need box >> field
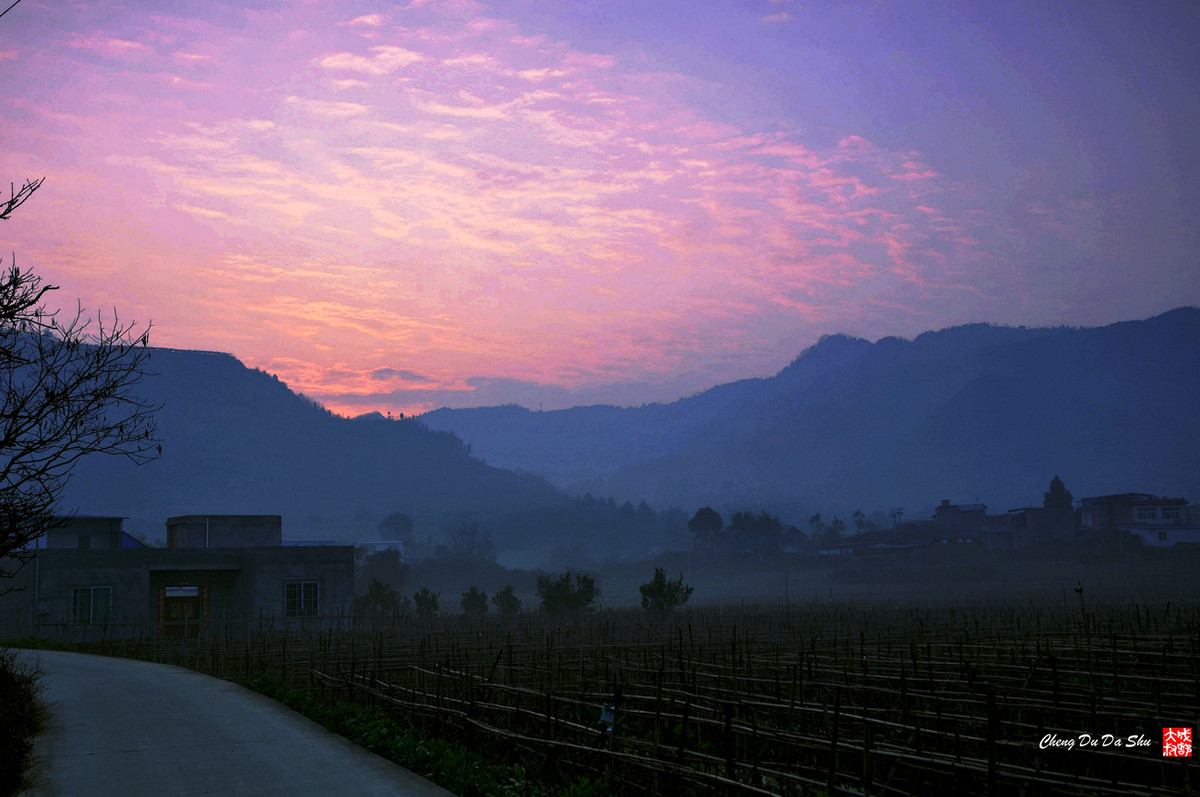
[98,593,1199,796]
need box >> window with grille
[72,586,112,624]
[285,581,319,617]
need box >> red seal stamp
[1163,728,1192,757]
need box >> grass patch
[0,636,84,652]
[0,648,47,797]
[244,673,605,797]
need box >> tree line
[355,565,693,619]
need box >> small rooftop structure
[40,516,144,550]
[355,540,406,564]
[166,515,282,548]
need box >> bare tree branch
[0,178,161,581]
[1,178,44,221]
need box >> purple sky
[2,0,1197,415]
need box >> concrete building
[932,500,1014,549]
[0,515,353,640]
[1075,493,1200,549]
[1003,506,1077,548]
[1079,493,1190,543]
[933,500,989,534]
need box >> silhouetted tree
[491,585,522,618]
[1044,475,1073,512]
[829,516,846,538]
[1,177,160,584]
[639,568,693,613]
[378,511,413,542]
[449,522,494,562]
[354,578,402,616]
[729,510,785,554]
[413,587,440,621]
[356,549,408,594]
[537,570,598,616]
[687,506,723,544]
[460,585,488,620]
[1043,475,1075,533]
[852,509,870,535]
[808,513,825,537]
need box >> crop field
[104,599,1199,796]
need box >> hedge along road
[18,649,457,796]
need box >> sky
[2,0,1198,416]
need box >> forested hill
[422,308,1200,514]
[63,348,568,543]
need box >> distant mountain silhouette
[422,308,1200,516]
[63,349,567,543]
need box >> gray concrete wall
[243,547,355,621]
[34,550,147,624]
[16,545,354,640]
[44,517,125,550]
[32,549,151,640]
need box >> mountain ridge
[61,308,1200,546]
[62,347,570,544]
[422,308,1200,515]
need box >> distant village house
[1079,493,1200,548]
[814,488,1198,556]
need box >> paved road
[17,649,457,796]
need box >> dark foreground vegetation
[16,598,1199,796]
[245,673,604,796]
[0,648,45,797]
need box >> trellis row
[68,602,1199,796]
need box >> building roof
[1080,493,1187,506]
[166,514,283,523]
[939,503,987,512]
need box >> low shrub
[0,648,47,797]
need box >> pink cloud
[516,67,568,81]
[69,34,151,59]
[3,0,1028,417]
[407,90,511,119]
[564,51,615,69]
[171,51,213,64]
[836,135,876,153]
[284,95,373,118]
[315,45,425,75]
[160,73,211,91]
[344,14,387,27]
